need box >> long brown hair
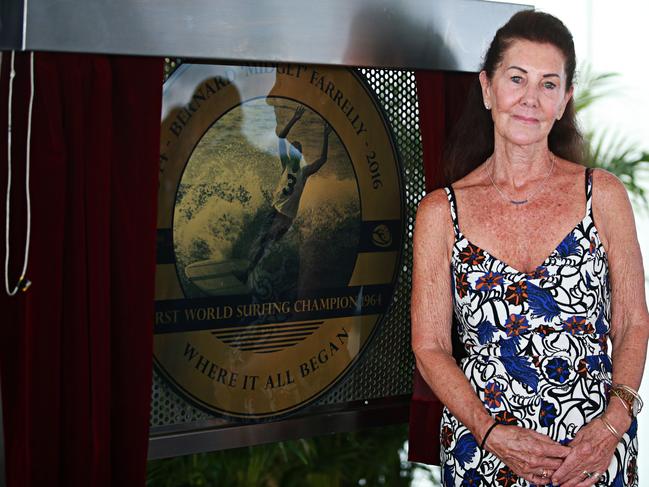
[443,10,585,184]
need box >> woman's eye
[510,76,523,84]
[544,81,557,90]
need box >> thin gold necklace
[487,152,556,205]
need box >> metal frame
[148,395,410,459]
[1,0,529,71]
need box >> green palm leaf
[574,64,620,112]
[576,63,649,214]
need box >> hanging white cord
[4,51,34,296]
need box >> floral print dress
[440,168,638,486]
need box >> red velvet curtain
[408,70,474,465]
[0,52,162,487]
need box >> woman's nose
[521,84,539,107]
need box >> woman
[411,10,649,486]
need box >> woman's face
[479,39,573,148]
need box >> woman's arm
[603,168,649,425]
[411,189,494,442]
[411,189,570,485]
[552,169,649,487]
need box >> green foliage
[583,128,649,208]
[146,425,425,487]
[575,63,649,211]
[573,64,620,113]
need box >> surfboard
[184,259,250,296]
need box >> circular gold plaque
[155,63,403,418]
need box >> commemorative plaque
[155,63,403,418]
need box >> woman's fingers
[535,441,572,459]
[560,469,605,487]
[520,459,562,480]
[527,465,560,484]
[552,453,608,486]
[552,455,584,485]
[487,425,585,485]
[538,458,563,471]
[515,455,563,472]
[490,426,572,472]
[551,424,617,485]
[517,435,571,460]
[487,421,614,486]
[523,431,572,458]
[525,473,553,485]
[573,471,605,487]
[503,453,568,484]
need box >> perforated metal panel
[151,63,426,427]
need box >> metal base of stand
[148,395,410,460]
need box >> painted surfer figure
[237,105,332,284]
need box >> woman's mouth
[513,115,539,124]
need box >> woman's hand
[550,414,628,486]
[484,424,572,485]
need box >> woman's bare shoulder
[591,166,629,200]
[590,167,635,251]
[549,161,630,245]
[415,188,455,253]
[417,188,451,228]
[413,189,454,265]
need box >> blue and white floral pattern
[440,168,638,486]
